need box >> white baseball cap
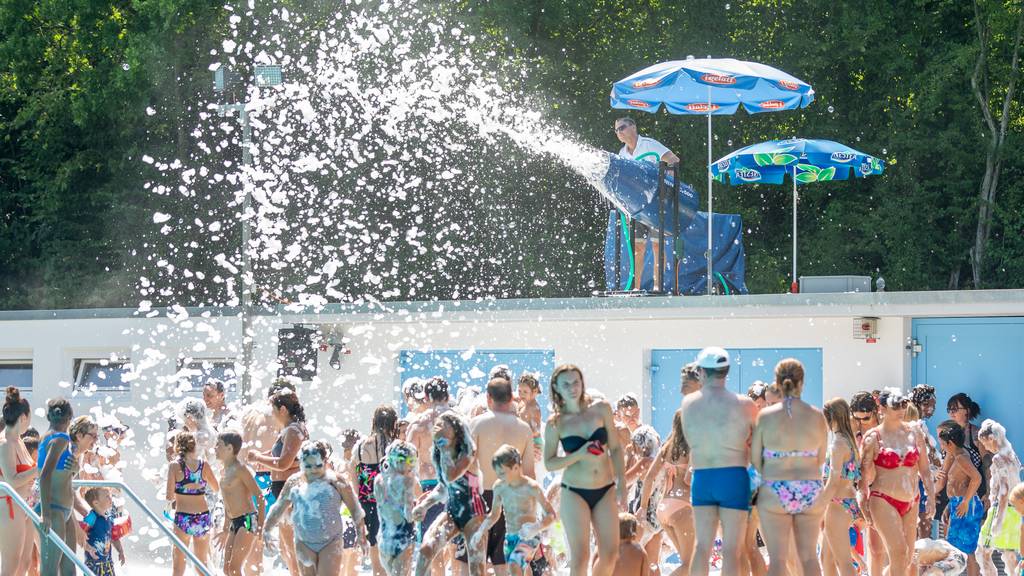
[695,347,730,369]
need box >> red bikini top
[870,432,919,469]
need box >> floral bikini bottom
[763,480,824,515]
[832,496,863,520]
[174,510,212,537]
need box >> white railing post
[0,481,98,576]
[73,479,215,576]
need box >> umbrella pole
[792,166,798,293]
[706,87,713,295]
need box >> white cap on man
[695,347,730,369]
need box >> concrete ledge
[2,289,1024,323]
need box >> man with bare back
[680,347,758,576]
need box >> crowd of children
[2,349,1024,576]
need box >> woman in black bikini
[248,389,308,576]
[543,364,627,576]
[351,404,398,576]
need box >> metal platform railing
[0,480,97,576]
[73,479,214,576]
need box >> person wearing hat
[679,347,758,576]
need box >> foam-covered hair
[631,425,661,458]
[878,387,910,409]
[299,439,328,461]
[432,411,474,485]
[385,439,418,464]
[979,419,1019,464]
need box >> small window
[0,361,32,390]
[179,359,239,394]
[74,359,132,393]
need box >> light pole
[213,63,283,404]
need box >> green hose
[715,272,730,295]
[619,212,634,290]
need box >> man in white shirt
[615,117,680,166]
[614,117,680,289]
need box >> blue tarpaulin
[600,154,699,231]
[604,211,748,295]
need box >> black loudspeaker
[277,326,317,381]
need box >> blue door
[650,348,823,439]
[912,317,1024,455]
[398,349,555,418]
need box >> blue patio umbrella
[611,57,814,294]
[710,138,884,291]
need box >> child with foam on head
[81,487,125,576]
[935,420,984,574]
[213,431,265,576]
[374,440,421,576]
[471,444,555,576]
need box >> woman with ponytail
[0,387,36,575]
[38,397,77,576]
[821,398,863,576]
[751,358,829,576]
[247,388,308,575]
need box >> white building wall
[2,289,1023,560]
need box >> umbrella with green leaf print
[710,138,884,292]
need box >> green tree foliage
[0,0,225,308]
[1,0,1022,310]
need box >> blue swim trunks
[947,495,984,555]
[691,466,751,511]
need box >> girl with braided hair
[412,411,487,576]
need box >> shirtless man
[468,378,536,575]
[214,431,266,576]
[406,377,451,576]
[238,380,291,574]
[679,347,757,576]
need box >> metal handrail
[0,481,97,576]
[73,479,214,576]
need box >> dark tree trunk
[970,0,1024,288]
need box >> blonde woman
[860,389,935,576]
[822,398,862,576]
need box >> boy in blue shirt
[82,487,125,575]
